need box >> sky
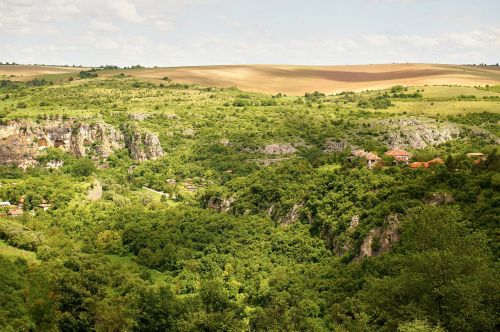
[0,0,499,67]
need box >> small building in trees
[384,148,412,163]
[365,152,381,168]
[466,152,486,164]
[38,203,52,211]
[466,152,485,158]
[7,206,24,217]
[351,149,381,168]
[410,158,445,169]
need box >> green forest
[0,76,499,331]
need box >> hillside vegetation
[0,75,498,331]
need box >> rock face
[383,118,461,149]
[357,214,400,260]
[70,122,124,158]
[0,120,163,167]
[124,126,164,162]
[207,197,234,213]
[0,123,39,169]
[281,203,304,225]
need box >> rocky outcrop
[281,203,304,225]
[331,215,361,256]
[129,113,150,121]
[423,192,454,205]
[182,128,195,138]
[70,122,124,158]
[323,139,349,153]
[0,120,163,168]
[261,143,297,155]
[123,125,164,162]
[0,122,38,169]
[87,180,102,201]
[207,197,234,213]
[357,214,400,260]
[382,118,461,149]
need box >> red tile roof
[385,148,411,157]
[410,158,445,169]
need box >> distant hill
[3,63,500,95]
[0,65,88,81]
[111,64,500,95]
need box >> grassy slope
[0,240,38,264]
[2,77,500,121]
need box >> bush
[0,219,42,251]
[26,79,49,87]
[304,91,325,102]
[78,70,98,79]
[390,85,404,93]
[233,99,251,107]
[260,99,277,106]
[70,158,95,177]
[371,95,392,109]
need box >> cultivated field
[113,63,500,95]
[3,64,500,95]
[0,65,88,81]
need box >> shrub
[70,158,95,177]
[390,85,404,93]
[233,99,251,107]
[78,70,98,79]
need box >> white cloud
[107,0,144,23]
[89,20,120,32]
[0,0,498,66]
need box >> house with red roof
[351,149,381,168]
[410,158,445,169]
[384,148,412,164]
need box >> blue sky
[0,0,499,66]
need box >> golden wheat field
[3,63,500,95]
[116,64,500,95]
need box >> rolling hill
[0,65,88,81]
[2,63,500,95]
[105,63,500,95]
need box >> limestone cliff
[122,124,164,162]
[382,118,461,149]
[357,214,400,260]
[70,122,124,158]
[0,120,163,168]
